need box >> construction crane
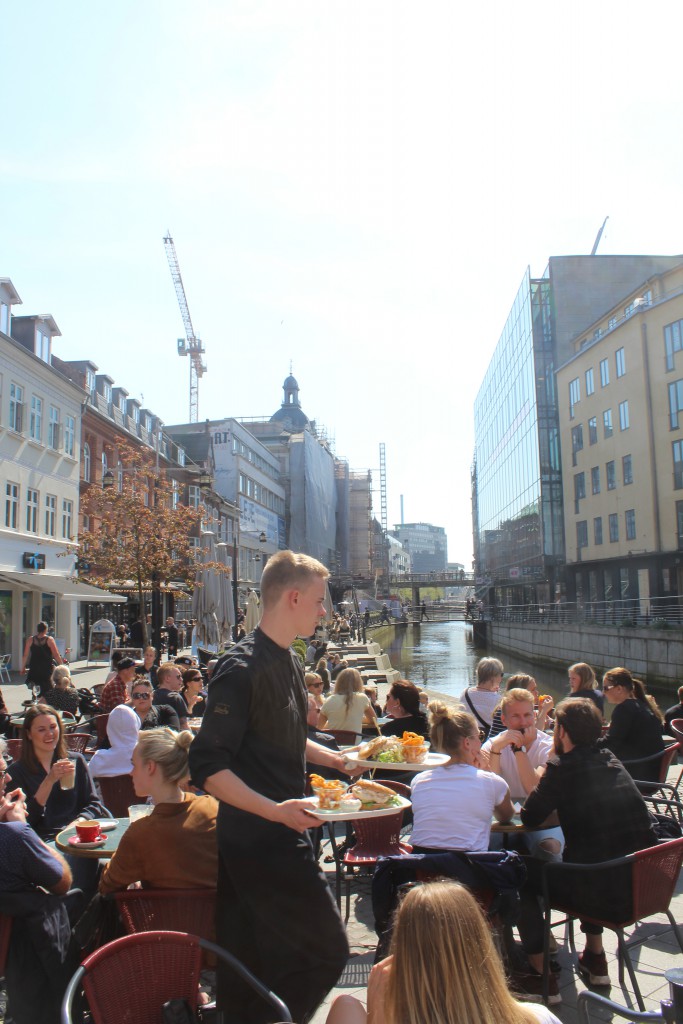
[379,442,390,593]
[163,233,206,423]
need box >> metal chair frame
[65,733,91,755]
[0,653,11,686]
[577,989,675,1023]
[341,809,411,921]
[110,888,217,942]
[60,930,292,1024]
[621,744,680,799]
[541,838,683,1009]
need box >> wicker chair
[61,930,292,1024]
[111,888,217,942]
[5,738,22,761]
[341,810,411,921]
[97,774,138,817]
[541,837,683,1008]
[621,743,680,799]
[65,734,91,755]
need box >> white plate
[344,751,449,772]
[306,794,411,822]
[91,819,118,831]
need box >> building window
[101,452,108,484]
[569,378,580,419]
[5,482,19,529]
[62,499,73,539]
[45,494,56,536]
[64,415,75,457]
[619,400,630,431]
[26,488,38,533]
[85,369,96,394]
[188,485,201,509]
[574,472,585,511]
[668,380,683,429]
[625,303,634,318]
[571,425,584,460]
[117,463,123,492]
[608,316,617,330]
[607,460,616,490]
[35,329,50,362]
[83,443,91,482]
[171,480,179,509]
[103,382,112,404]
[600,358,610,387]
[48,406,60,449]
[177,447,185,467]
[82,515,90,532]
[609,512,619,542]
[594,517,603,545]
[625,509,636,541]
[675,441,683,489]
[677,502,683,549]
[591,466,600,494]
[585,368,595,396]
[623,454,633,485]
[576,521,588,549]
[9,382,24,432]
[0,302,8,334]
[665,319,683,371]
[603,409,613,438]
[616,347,626,378]
[588,417,598,445]
[29,395,43,442]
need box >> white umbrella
[191,531,220,648]
[215,542,235,644]
[245,589,261,632]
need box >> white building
[0,278,122,668]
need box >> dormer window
[35,329,50,362]
[177,447,186,466]
[0,303,8,334]
[119,393,126,411]
[145,414,153,432]
[103,382,112,403]
[132,406,140,425]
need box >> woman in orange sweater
[99,727,218,893]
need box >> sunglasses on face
[131,692,151,700]
[603,684,619,691]
[309,683,323,689]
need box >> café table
[55,817,130,859]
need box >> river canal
[382,620,673,711]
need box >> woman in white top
[318,668,378,737]
[325,880,562,1024]
[89,704,140,778]
[410,702,514,853]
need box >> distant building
[472,254,683,610]
[556,259,683,616]
[391,523,447,574]
[0,279,123,666]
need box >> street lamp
[233,528,267,641]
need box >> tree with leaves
[78,442,214,648]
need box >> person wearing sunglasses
[306,672,325,709]
[181,669,207,718]
[602,667,664,782]
[128,684,180,732]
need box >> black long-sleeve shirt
[603,699,664,781]
[189,628,308,813]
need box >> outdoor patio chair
[341,810,411,921]
[667,719,683,793]
[0,653,11,686]
[91,683,106,699]
[65,734,91,755]
[110,888,217,943]
[5,738,22,761]
[540,837,683,1008]
[621,743,680,799]
[577,989,675,1023]
[94,714,110,747]
[60,930,292,1024]
[327,729,358,746]
[97,774,137,817]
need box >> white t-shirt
[526,1005,562,1024]
[410,763,509,852]
[482,730,554,801]
[459,687,501,727]
[320,692,371,735]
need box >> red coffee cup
[75,820,101,843]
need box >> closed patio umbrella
[215,542,235,645]
[191,531,220,649]
[245,589,261,632]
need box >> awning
[0,570,126,603]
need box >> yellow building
[557,260,683,618]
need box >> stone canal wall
[487,621,683,692]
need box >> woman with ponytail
[99,728,218,892]
[602,667,664,782]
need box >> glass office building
[473,268,564,607]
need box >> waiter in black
[189,550,352,1024]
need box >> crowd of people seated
[1,619,679,1023]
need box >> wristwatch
[511,745,527,754]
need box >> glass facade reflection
[473,269,564,605]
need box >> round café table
[55,818,130,859]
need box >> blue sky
[2,1,683,565]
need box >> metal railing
[485,596,683,628]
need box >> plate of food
[344,735,449,772]
[307,778,410,821]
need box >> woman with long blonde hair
[326,881,561,1024]
[318,667,377,737]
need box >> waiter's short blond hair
[260,550,329,609]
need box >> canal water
[383,621,673,711]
